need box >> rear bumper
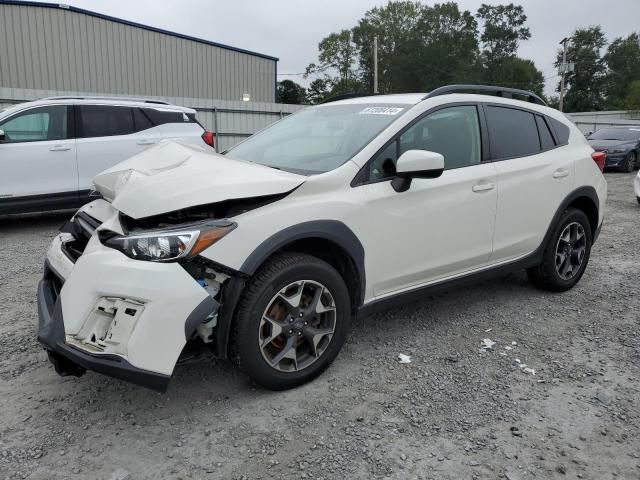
[37,262,172,392]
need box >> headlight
[101,221,236,262]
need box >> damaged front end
[37,141,308,390]
[37,189,281,391]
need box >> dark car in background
[587,126,640,173]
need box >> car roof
[322,92,562,119]
[320,93,426,106]
[1,97,196,115]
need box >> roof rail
[424,85,546,106]
[43,96,171,105]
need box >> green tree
[351,1,425,93]
[306,78,331,104]
[604,33,640,109]
[277,80,307,104]
[625,80,640,115]
[477,3,530,63]
[555,26,607,112]
[476,3,542,91]
[305,30,359,84]
[412,2,480,91]
[304,1,544,98]
[490,56,544,95]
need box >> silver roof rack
[43,96,170,105]
[424,84,546,106]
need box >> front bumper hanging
[38,262,172,392]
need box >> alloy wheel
[258,280,336,372]
[555,222,587,280]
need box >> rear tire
[231,252,351,390]
[623,151,636,173]
[527,208,592,292]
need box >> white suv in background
[37,85,607,393]
[0,96,213,214]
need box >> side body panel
[358,163,498,296]
[490,145,575,262]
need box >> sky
[50,0,640,97]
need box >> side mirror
[391,150,444,192]
[0,129,5,142]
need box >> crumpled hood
[92,141,306,219]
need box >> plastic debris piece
[485,328,492,333]
[398,353,411,364]
[511,341,517,346]
[481,338,496,349]
[522,367,536,375]
[515,358,521,363]
[504,346,513,350]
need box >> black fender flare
[215,220,366,359]
[530,185,600,264]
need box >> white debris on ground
[109,469,131,480]
[481,338,496,349]
[397,353,411,364]
[481,340,535,375]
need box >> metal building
[0,0,278,102]
[0,1,306,150]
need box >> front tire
[527,208,593,292]
[232,253,351,390]
[623,151,636,173]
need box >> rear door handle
[136,139,156,146]
[49,145,71,152]
[553,168,569,179]
[472,182,496,193]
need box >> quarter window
[486,106,540,158]
[0,105,68,143]
[78,105,135,138]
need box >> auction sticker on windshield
[359,107,404,115]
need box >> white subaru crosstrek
[37,85,607,392]
[0,96,213,214]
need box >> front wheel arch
[214,221,365,360]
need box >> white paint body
[44,93,608,378]
[635,170,640,202]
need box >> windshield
[588,127,640,141]
[226,103,410,175]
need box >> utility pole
[373,36,379,94]
[559,37,569,112]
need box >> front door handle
[49,145,71,152]
[136,139,156,146]
[472,182,496,193]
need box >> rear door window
[133,108,154,132]
[486,106,541,159]
[536,115,555,150]
[78,105,135,138]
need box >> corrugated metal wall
[0,2,277,103]
[0,87,306,152]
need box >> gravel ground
[1,172,639,480]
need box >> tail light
[201,131,215,148]
[591,151,606,172]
